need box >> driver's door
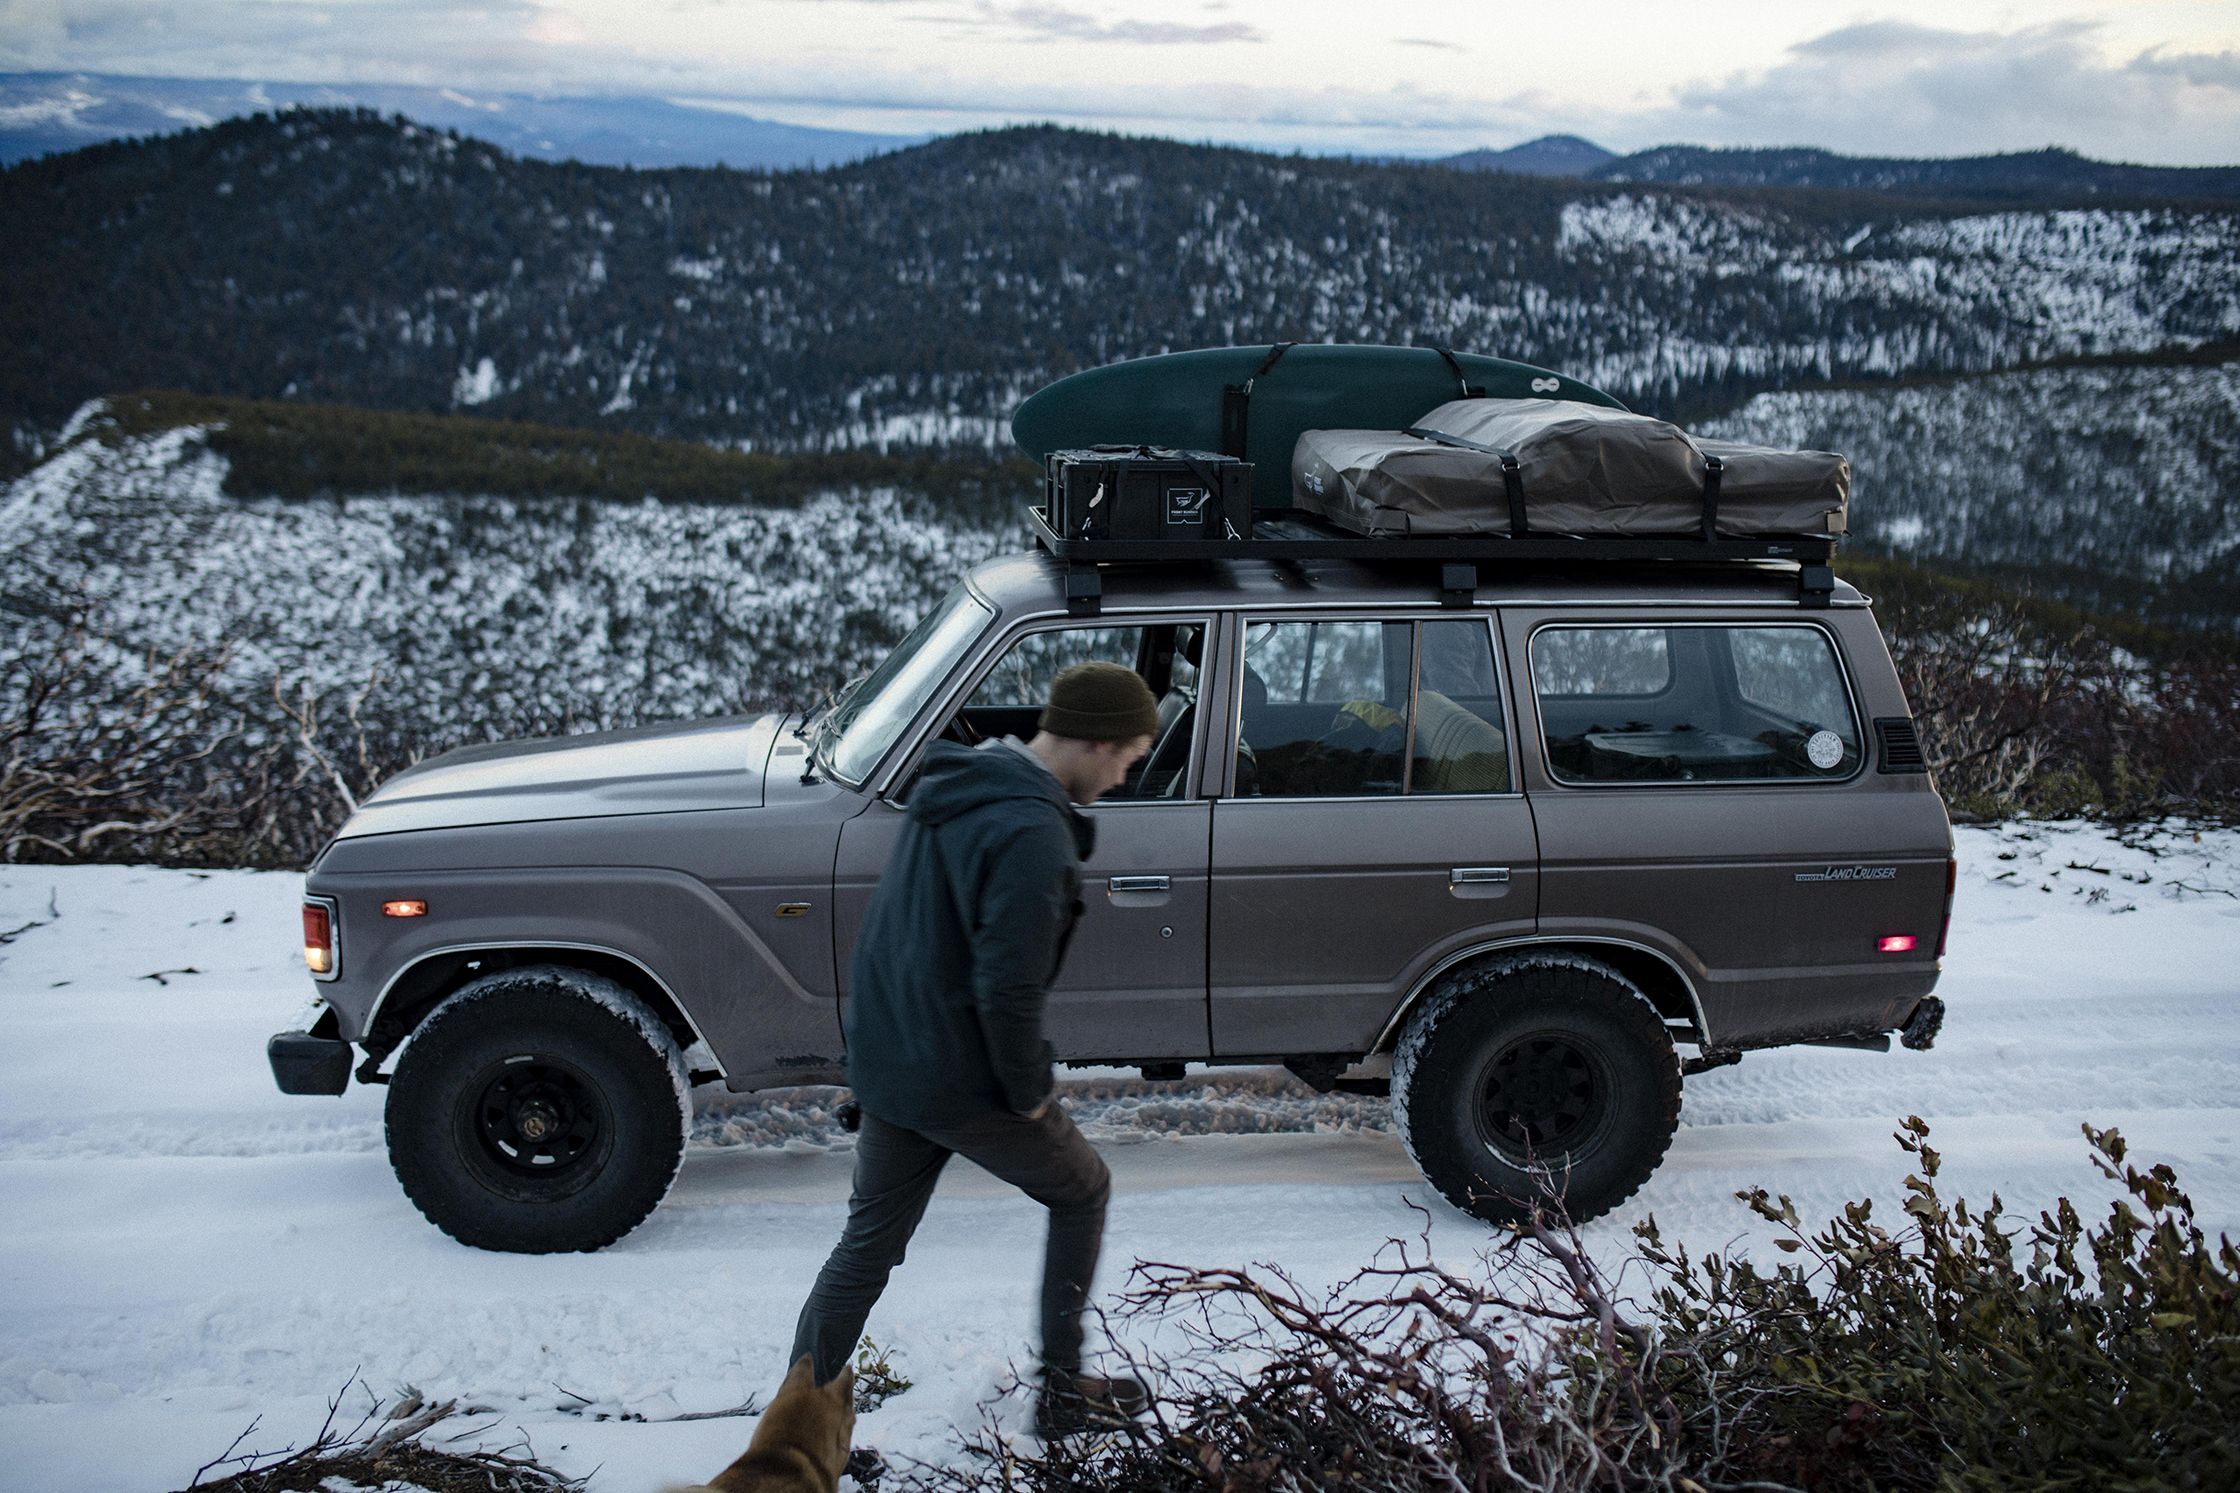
[833,617,1215,1061]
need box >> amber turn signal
[383,899,428,918]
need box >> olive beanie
[1039,661,1160,743]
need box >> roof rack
[1027,505,1838,617]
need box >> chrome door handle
[1109,875,1172,893]
[1450,867,1511,885]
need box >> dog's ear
[830,1364,857,1404]
[779,1353,817,1394]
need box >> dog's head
[746,1354,857,1482]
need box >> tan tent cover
[1290,398,1849,539]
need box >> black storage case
[1046,446,1252,543]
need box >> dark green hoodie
[843,739,1096,1128]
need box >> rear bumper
[268,1031,353,1095]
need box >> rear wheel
[385,965,691,1253]
[1392,954,1680,1225]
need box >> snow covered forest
[7,111,2240,468]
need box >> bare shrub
[893,1122,2237,1492]
[182,1381,580,1492]
[0,621,428,868]
[1,625,257,864]
[1859,561,2240,822]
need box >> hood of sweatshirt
[910,740,1095,859]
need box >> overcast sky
[4,0,2238,163]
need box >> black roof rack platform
[1027,506,1838,615]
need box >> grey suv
[271,552,1952,1253]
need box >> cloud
[1394,37,1466,53]
[1637,19,2240,165]
[2130,45,2240,92]
[992,4,1262,45]
[6,3,2233,165]
[0,0,622,92]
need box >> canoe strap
[1405,425,1526,536]
[1220,341,1297,459]
[1430,344,1483,399]
[1700,454,1724,541]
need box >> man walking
[791,660,1160,1434]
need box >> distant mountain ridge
[0,72,921,170]
[5,111,2237,471]
[1592,144,2240,205]
[1440,134,2240,204]
[11,74,2235,207]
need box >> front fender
[309,864,836,1088]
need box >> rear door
[1207,612,1539,1056]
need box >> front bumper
[268,1030,353,1095]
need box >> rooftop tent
[1292,398,1850,540]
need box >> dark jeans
[790,1104,1112,1385]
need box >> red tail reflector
[383,899,428,918]
[1879,934,1919,954]
[302,902,335,975]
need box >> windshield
[820,584,994,786]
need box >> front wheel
[385,965,691,1253]
[1392,954,1681,1225]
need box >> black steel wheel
[1393,955,1680,1226]
[1474,1032,1617,1162]
[385,966,690,1253]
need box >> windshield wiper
[792,684,838,744]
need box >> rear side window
[1530,624,1861,784]
[1235,618,1511,797]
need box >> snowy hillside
[8,113,2239,460]
[1,821,2235,1490]
[1701,358,2240,618]
[0,415,1011,743]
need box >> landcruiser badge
[1806,729,1845,770]
[1795,865,1899,883]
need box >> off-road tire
[385,965,691,1253]
[1392,953,1681,1226]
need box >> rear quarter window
[1530,623,1862,785]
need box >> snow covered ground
[2,822,2237,1491]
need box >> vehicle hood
[334,713,784,839]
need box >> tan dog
[674,1355,857,1493]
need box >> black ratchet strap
[1220,341,1296,459]
[1700,453,1724,541]
[1404,424,1527,537]
[1430,343,1483,399]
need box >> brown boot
[1034,1367,1151,1435]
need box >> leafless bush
[183,1379,581,1492]
[1,625,256,863]
[896,1194,1703,1493]
[0,622,419,867]
[1865,565,2240,822]
[892,1122,2237,1493]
